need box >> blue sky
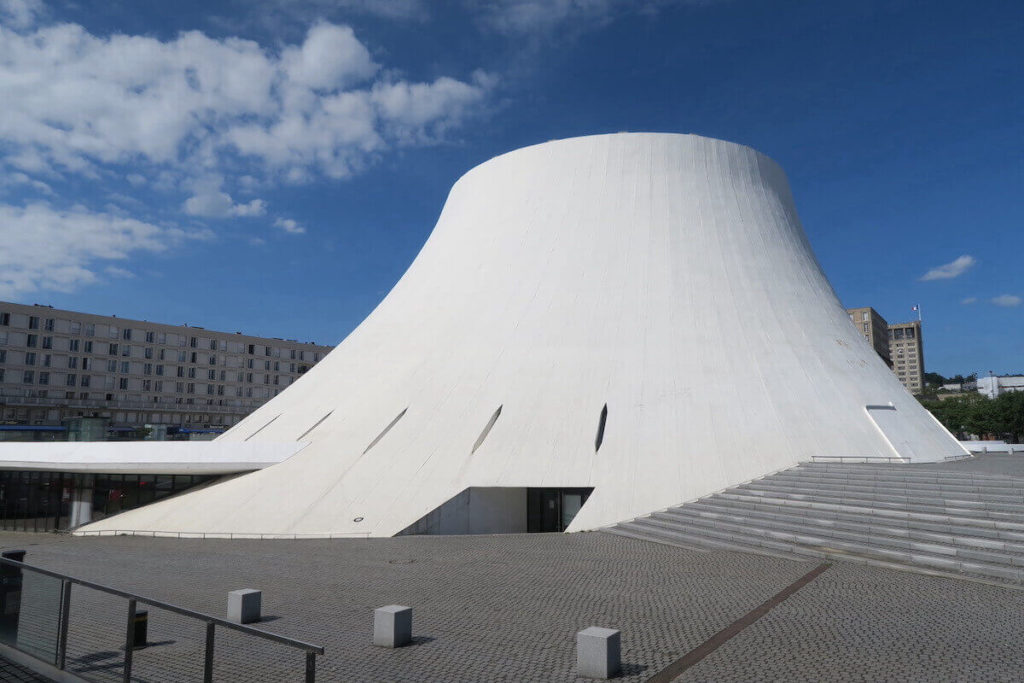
[0,0,1020,377]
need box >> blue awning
[0,425,67,432]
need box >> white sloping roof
[78,133,967,538]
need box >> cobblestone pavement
[0,531,1022,682]
[0,654,53,681]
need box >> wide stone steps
[605,460,1024,584]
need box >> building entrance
[527,488,593,533]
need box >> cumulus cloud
[184,191,266,218]
[0,203,208,298]
[919,254,976,281]
[274,217,306,234]
[0,0,42,30]
[992,295,1022,307]
[961,297,977,305]
[0,20,494,186]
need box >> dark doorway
[527,488,593,532]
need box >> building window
[25,352,36,366]
[0,350,5,363]
[44,318,54,331]
[123,328,132,340]
[190,337,198,348]
[246,373,253,383]
[290,350,296,360]
[109,343,118,355]
[39,372,49,385]
[144,347,153,359]
[0,312,9,326]
[120,361,130,373]
[176,382,184,393]
[154,381,163,392]
[69,339,79,351]
[159,349,166,361]
[188,367,196,379]
[247,359,254,369]
[210,339,217,350]
[142,379,151,391]
[207,369,216,380]
[41,336,52,349]
[144,363,152,375]
[176,366,184,377]
[82,358,90,370]
[81,376,90,387]
[109,326,118,338]
[862,323,868,332]
[122,345,131,357]
[156,365,164,376]
[23,370,34,384]
[209,355,216,365]
[107,360,117,372]
[26,335,37,348]
[84,340,93,353]
[145,331,155,343]
[264,360,270,370]
[85,323,94,336]
[187,383,195,394]
[66,374,76,386]
[28,316,39,330]
[119,378,128,390]
[68,357,77,369]
[178,351,186,362]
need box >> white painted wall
[78,133,967,539]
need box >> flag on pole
[911,305,918,311]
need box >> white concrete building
[977,375,1024,399]
[76,133,967,539]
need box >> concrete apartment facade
[846,307,892,366]
[846,308,925,395]
[0,301,333,439]
[888,320,924,395]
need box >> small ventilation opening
[364,408,408,454]
[595,403,608,452]
[297,410,333,441]
[472,405,503,454]
[244,413,280,441]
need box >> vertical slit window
[297,410,333,441]
[363,408,408,454]
[595,403,608,452]
[471,405,503,454]
[244,414,280,441]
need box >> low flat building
[0,301,333,439]
[976,375,1024,399]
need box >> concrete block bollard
[373,605,412,648]
[227,589,262,624]
[577,626,621,679]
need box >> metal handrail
[809,455,908,463]
[0,556,324,682]
[74,529,371,540]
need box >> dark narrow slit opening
[244,413,280,442]
[297,410,333,441]
[363,408,408,454]
[472,405,503,454]
[595,403,608,452]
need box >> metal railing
[809,455,908,463]
[73,529,371,540]
[0,553,324,682]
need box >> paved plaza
[1,531,1023,681]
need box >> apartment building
[888,320,924,395]
[846,307,892,366]
[0,301,334,438]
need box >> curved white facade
[79,133,966,538]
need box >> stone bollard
[227,589,262,624]
[577,626,621,679]
[373,605,412,648]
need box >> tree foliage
[920,391,1024,442]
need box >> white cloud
[0,20,494,189]
[0,202,207,298]
[104,266,135,278]
[184,190,266,218]
[466,0,686,35]
[274,217,306,234]
[992,295,1022,307]
[0,0,43,30]
[961,297,977,305]
[919,254,976,281]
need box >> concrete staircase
[605,461,1024,584]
